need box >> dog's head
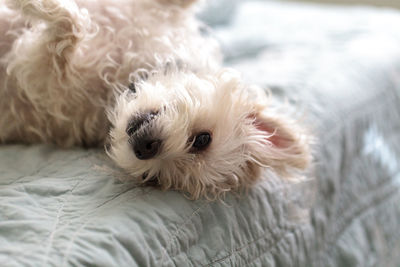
[107,68,311,199]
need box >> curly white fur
[0,0,311,200]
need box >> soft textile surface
[1,1,400,266]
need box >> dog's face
[108,69,311,199]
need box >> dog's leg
[6,0,79,22]
[6,0,91,65]
[1,0,99,145]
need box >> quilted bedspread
[1,1,400,266]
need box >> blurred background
[287,0,400,8]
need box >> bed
[1,1,400,266]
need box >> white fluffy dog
[0,0,311,199]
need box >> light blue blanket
[1,1,400,266]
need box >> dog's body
[0,0,218,146]
[0,0,311,199]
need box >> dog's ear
[246,108,311,176]
[213,68,311,177]
[157,0,198,8]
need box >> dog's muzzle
[126,111,161,160]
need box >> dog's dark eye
[128,83,136,93]
[191,132,211,151]
[126,125,136,136]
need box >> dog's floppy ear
[246,107,311,176]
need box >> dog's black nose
[133,139,161,160]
